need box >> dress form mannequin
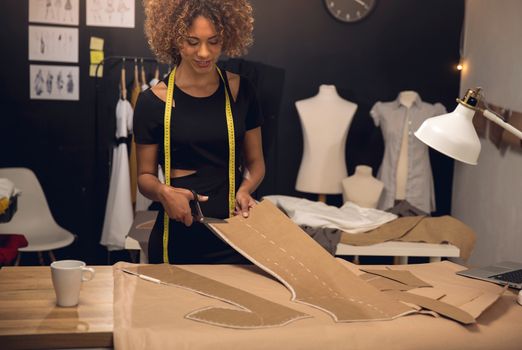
[342,165,384,208]
[395,90,419,201]
[295,85,357,198]
[398,90,418,109]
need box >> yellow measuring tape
[162,66,235,263]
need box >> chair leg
[14,253,21,266]
[48,250,56,262]
[128,250,138,263]
[37,251,45,266]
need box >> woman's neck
[176,60,219,87]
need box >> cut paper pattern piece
[384,291,476,325]
[209,200,415,322]
[122,264,310,329]
[360,273,416,291]
[337,259,505,324]
[403,287,446,301]
[340,215,476,260]
[360,269,432,288]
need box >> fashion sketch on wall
[28,25,78,63]
[29,0,80,26]
[30,65,79,101]
[86,0,135,28]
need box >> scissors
[189,189,227,224]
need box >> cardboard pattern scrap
[209,200,415,322]
[122,264,310,329]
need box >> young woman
[134,0,264,264]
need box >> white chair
[0,168,76,265]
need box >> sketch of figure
[54,0,62,20]
[46,71,54,94]
[66,71,74,93]
[67,33,73,58]
[105,0,115,22]
[34,69,45,96]
[91,0,103,23]
[117,0,129,24]
[45,0,55,20]
[64,0,74,23]
[57,33,63,55]
[40,33,46,54]
[57,71,64,92]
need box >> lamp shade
[414,104,481,165]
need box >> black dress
[133,71,263,264]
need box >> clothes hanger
[140,58,149,90]
[133,57,140,90]
[120,58,127,100]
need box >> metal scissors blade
[190,189,227,224]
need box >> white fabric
[100,99,134,251]
[0,178,20,198]
[149,77,160,87]
[263,195,397,234]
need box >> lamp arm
[482,109,522,140]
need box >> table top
[0,266,113,350]
[1,263,521,350]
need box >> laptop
[457,261,522,289]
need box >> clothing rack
[93,55,159,81]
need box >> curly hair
[143,0,254,64]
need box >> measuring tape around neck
[162,66,235,263]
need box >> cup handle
[81,267,96,282]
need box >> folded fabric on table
[300,225,342,255]
[263,195,397,234]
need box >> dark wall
[245,0,463,211]
[0,0,464,264]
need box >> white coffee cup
[50,260,95,307]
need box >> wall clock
[323,0,377,23]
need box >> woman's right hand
[158,185,208,226]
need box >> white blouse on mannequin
[295,85,357,194]
[396,90,418,200]
[370,91,447,212]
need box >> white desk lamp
[414,88,522,165]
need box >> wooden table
[2,264,521,350]
[0,266,113,350]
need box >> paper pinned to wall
[29,0,80,26]
[89,64,103,78]
[90,50,104,64]
[89,36,105,51]
[30,64,79,101]
[29,25,78,63]
[86,0,135,28]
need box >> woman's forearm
[138,173,168,203]
[238,159,265,194]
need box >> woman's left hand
[235,190,256,218]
